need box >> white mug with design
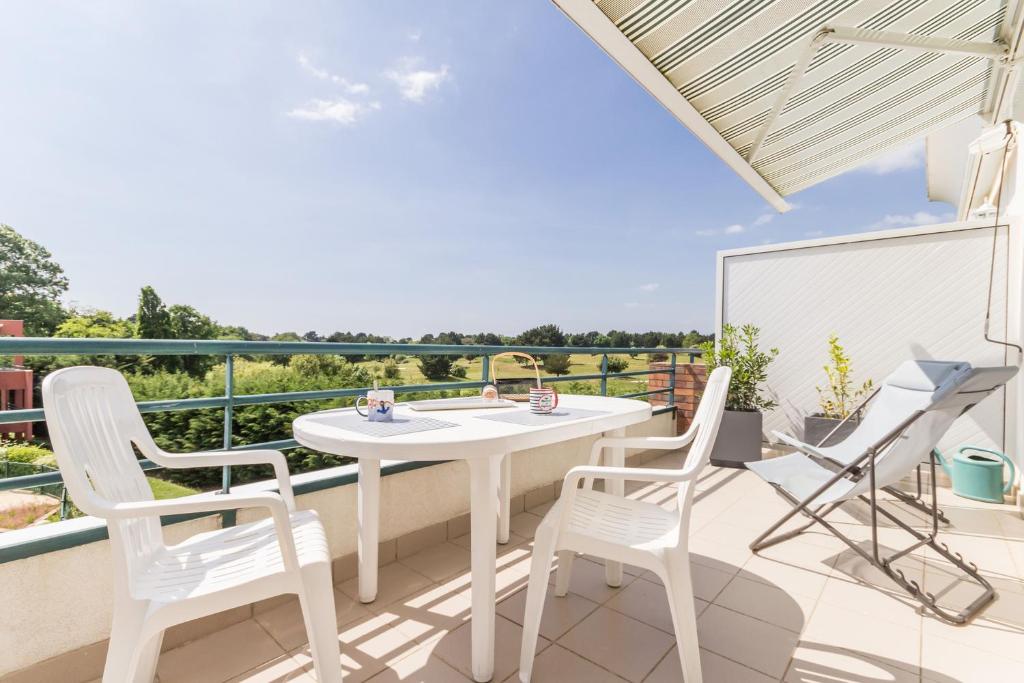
[528,386,558,415]
[355,389,395,422]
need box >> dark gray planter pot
[710,410,763,469]
[803,415,859,447]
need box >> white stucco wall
[0,411,673,676]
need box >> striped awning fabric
[556,0,1015,207]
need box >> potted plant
[805,334,873,447]
[699,324,779,468]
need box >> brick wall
[649,362,708,434]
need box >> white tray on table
[406,396,517,411]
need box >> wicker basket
[489,352,542,402]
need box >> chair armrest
[150,449,296,511]
[771,431,832,462]
[558,464,693,523]
[588,433,694,466]
[104,491,302,573]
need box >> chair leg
[102,603,150,683]
[298,564,344,683]
[133,630,163,683]
[519,522,558,683]
[664,557,702,683]
[553,550,574,597]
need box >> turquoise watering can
[933,446,1017,504]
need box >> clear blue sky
[0,1,951,338]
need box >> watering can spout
[931,448,954,478]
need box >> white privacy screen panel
[719,222,1010,453]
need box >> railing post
[481,354,490,384]
[600,354,608,396]
[689,352,696,363]
[221,354,234,495]
[668,352,677,408]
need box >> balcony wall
[0,410,674,678]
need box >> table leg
[468,455,500,682]
[497,452,511,544]
[605,428,626,587]
[358,459,381,604]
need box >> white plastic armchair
[519,367,732,683]
[42,367,343,683]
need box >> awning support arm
[747,27,1011,163]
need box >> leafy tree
[381,359,401,380]
[136,286,173,340]
[607,330,632,349]
[302,330,323,342]
[604,355,630,373]
[543,353,571,376]
[55,310,135,339]
[419,354,454,380]
[516,324,566,348]
[0,224,69,335]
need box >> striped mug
[528,387,558,415]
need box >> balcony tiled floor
[147,450,1024,682]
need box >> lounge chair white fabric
[747,360,1017,623]
[518,366,732,683]
[42,367,343,682]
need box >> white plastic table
[293,395,652,682]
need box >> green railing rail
[0,338,699,533]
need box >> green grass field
[357,352,700,398]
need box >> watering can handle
[956,446,1018,494]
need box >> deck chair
[747,360,1017,624]
[519,366,732,683]
[42,367,343,682]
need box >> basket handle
[489,352,542,389]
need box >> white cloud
[287,98,380,125]
[695,222,745,236]
[298,53,369,95]
[856,139,924,175]
[387,59,450,102]
[867,210,951,230]
[407,29,422,42]
[724,223,745,234]
[752,213,774,227]
[638,283,659,292]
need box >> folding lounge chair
[746,360,1018,624]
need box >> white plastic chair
[42,367,343,682]
[518,367,732,683]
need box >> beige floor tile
[558,607,674,682]
[801,601,919,675]
[784,641,919,683]
[921,632,1024,682]
[645,647,776,683]
[516,644,628,682]
[816,575,922,630]
[605,573,708,634]
[508,512,545,539]
[157,620,285,683]
[287,610,417,683]
[527,499,556,517]
[921,586,1024,662]
[398,542,472,583]
[377,580,474,647]
[553,556,637,604]
[714,574,816,634]
[254,589,372,651]
[496,586,600,640]
[365,644,473,682]
[225,651,315,682]
[450,530,528,550]
[339,562,434,610]
[689,527,756,573]
[696,604,799,678]
[431,613,550,683]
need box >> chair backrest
[675,366,732,522]
[819,360,971,466]
[842,362,1016,497]
[42,367,164,583]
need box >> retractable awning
[554,0,1024,212]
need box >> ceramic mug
[528,386,558,415]
[355,389,395,422]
